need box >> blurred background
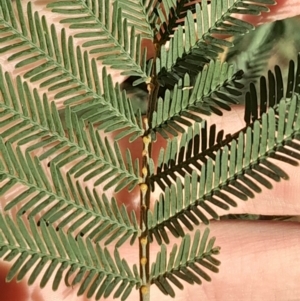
[225,16,300,103]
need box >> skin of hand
[1,1,300,301]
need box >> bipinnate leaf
[0,1,299,300]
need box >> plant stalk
[139,125,152,301]
[139,38,161,301]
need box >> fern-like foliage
[153,55,300,188]
[150,55,300,294]
[0,0,299,300]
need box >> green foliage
[0,0,299,300]
[155,0,276,86]
[149,95,300,245]
[0,0,144,140]
[47,0,152,80]
[149,60,243,139]
[0,214,141,300]
[150,228,220,297]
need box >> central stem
[139,39,161,301]
[139,131,151,301]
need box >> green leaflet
[114,0,153,38]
